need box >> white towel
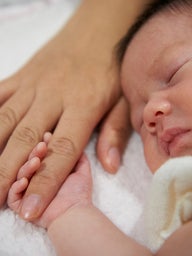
[145,156,192,252]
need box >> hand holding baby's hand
[7,134,93,229]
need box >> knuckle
[50,137,76,158]
[0,163,14,204]
[12,127,40,145]
[0,165,13,187]
[35,170,61,188]
[0,107,17,127]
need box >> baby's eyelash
[167,64,181,84]
[167,57,192,85]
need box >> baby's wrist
[47,202,94,231]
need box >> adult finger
[97,97,132,173]
[0,76,19,104]
[0,87,34,148]
[0,88,35,204]
[0,92,61,205]
[19,106,99,221]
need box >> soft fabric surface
[145,156,192,252]
[0,1,153,255]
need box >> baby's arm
[156,222,192,256]
[8,140,192,256]
[48,201,152,256]
[46,156,151,256]
[8,140,151,256]
[11,139,191,256]
[47,182,192,256]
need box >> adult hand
[0,39,130,218]
[0,0,140,220]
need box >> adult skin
[0,0,151,220]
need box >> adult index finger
[19,107,99,221]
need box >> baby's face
[121,10,192,172]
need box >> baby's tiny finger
[7,177,28,210]
[28,142,47,160]
[43,132,52,145]
[11,177,28,194]
[17,157,41,180]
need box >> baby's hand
[8,134,93,229]
[37,154,93,228]
[7,135,49,213]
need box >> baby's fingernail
[107,147,120,173]
[20,194,42,220]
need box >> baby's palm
[37,157,92,228]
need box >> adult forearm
[69,0,152,42]
[48,205,152,256]
[48,0,153,61]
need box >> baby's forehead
[121,10,192,97]
[116,0,192,65]
[126,1,192,50]
[123,9,192,67]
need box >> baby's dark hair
[116,0,192,65]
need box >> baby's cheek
[143,140,168,173]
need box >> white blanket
[0,1,153,255]
[145,156,192,252]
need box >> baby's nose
[143,98,171,133]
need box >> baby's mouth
[159,128,191,157]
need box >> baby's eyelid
[167,65,181,84]
[167,57,192,84]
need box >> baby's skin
[7,132,92,229]
[8,135,192,256]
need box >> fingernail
[107,147,120,173]
[20,194,41,220]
